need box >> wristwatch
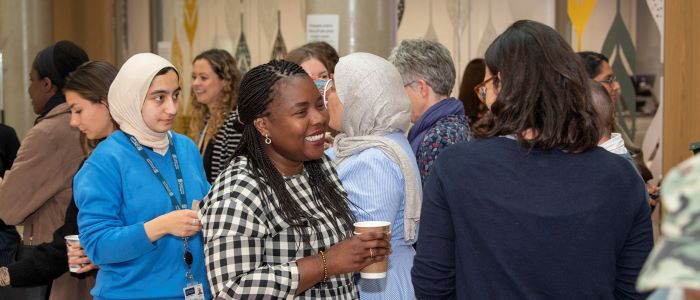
[0,266,10,287]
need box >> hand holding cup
[65,235,98,273]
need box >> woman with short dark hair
[413,20,653,299]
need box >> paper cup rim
[353,221,391,228]
[64,235,79,241]
[360,272,387,279]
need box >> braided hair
[234,60,355,248]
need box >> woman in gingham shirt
[200,60,391,299]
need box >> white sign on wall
[306,14,339,50]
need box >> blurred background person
[189,49,243,182]
[0,123,20,178]
[286,41,339,81]
[326,52,421,298]
[458,58,492,136]
[413,20,653,299]
[590,80,635,166]
[389,39,471,183]
[0,60,118,300]
[75,53,211,299]
[0,40,88,300]
[590,80,657,208]
[200,60,391,298]
[578,51,655,185]
[0,123,21,272]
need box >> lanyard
[196,122,209,153]
[125,132,187,210]
[125,132,194,281]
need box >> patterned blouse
[417,114,471,183]
[200,155,358,299]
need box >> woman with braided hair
[199,60,391,299]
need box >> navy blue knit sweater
[413,137,653,299]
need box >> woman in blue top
[325,52,422,299]
[74,53,212,299]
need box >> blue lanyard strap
[125,132,187,210]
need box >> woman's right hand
[325,232,391,276]
[144,209,202,242]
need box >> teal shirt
[75,131,212,299]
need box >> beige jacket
[0,102,90,300]
[0,102,84,244]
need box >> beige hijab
[333,52,422,243]
[108,53,176,150]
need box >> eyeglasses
[598,75,617,85]
[473,76,495,103]
[315,79,334,107]
[404,80,416,87]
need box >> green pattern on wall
[601,0,637,140]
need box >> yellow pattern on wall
[568,0,596,51]
[184,0,198,61]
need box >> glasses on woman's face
[473,76,495,103]
[598,75,617,85]
[315,79,334,107]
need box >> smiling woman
[200,60,391,299]
[188,49,242,182]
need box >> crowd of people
[0,19,694,300]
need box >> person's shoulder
[351,146,394,165]
[0,123,17,137]
[423,115,471,144]
[88,132,130,159]
[218,155,255,183]
[207,155,267,209]
[431,137,509,174]
[171,131,201,153]
[32,111,74,137]
[434,114,470,131]
[441,136,503,156]
[171,131,196,145]
[584,146,639,174]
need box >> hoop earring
[264,135,272,145]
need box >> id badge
[183,282,206,300]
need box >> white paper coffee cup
[64,235,81,273]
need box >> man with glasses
[579,51,657,206]
[389,39,471,183]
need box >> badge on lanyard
[183,284,205,300]
[182,237,205,300]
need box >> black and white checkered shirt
[200,155,358,299]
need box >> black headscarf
[33,40,89,120]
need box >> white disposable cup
[64,235,81,273]
[353,221,391,279]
